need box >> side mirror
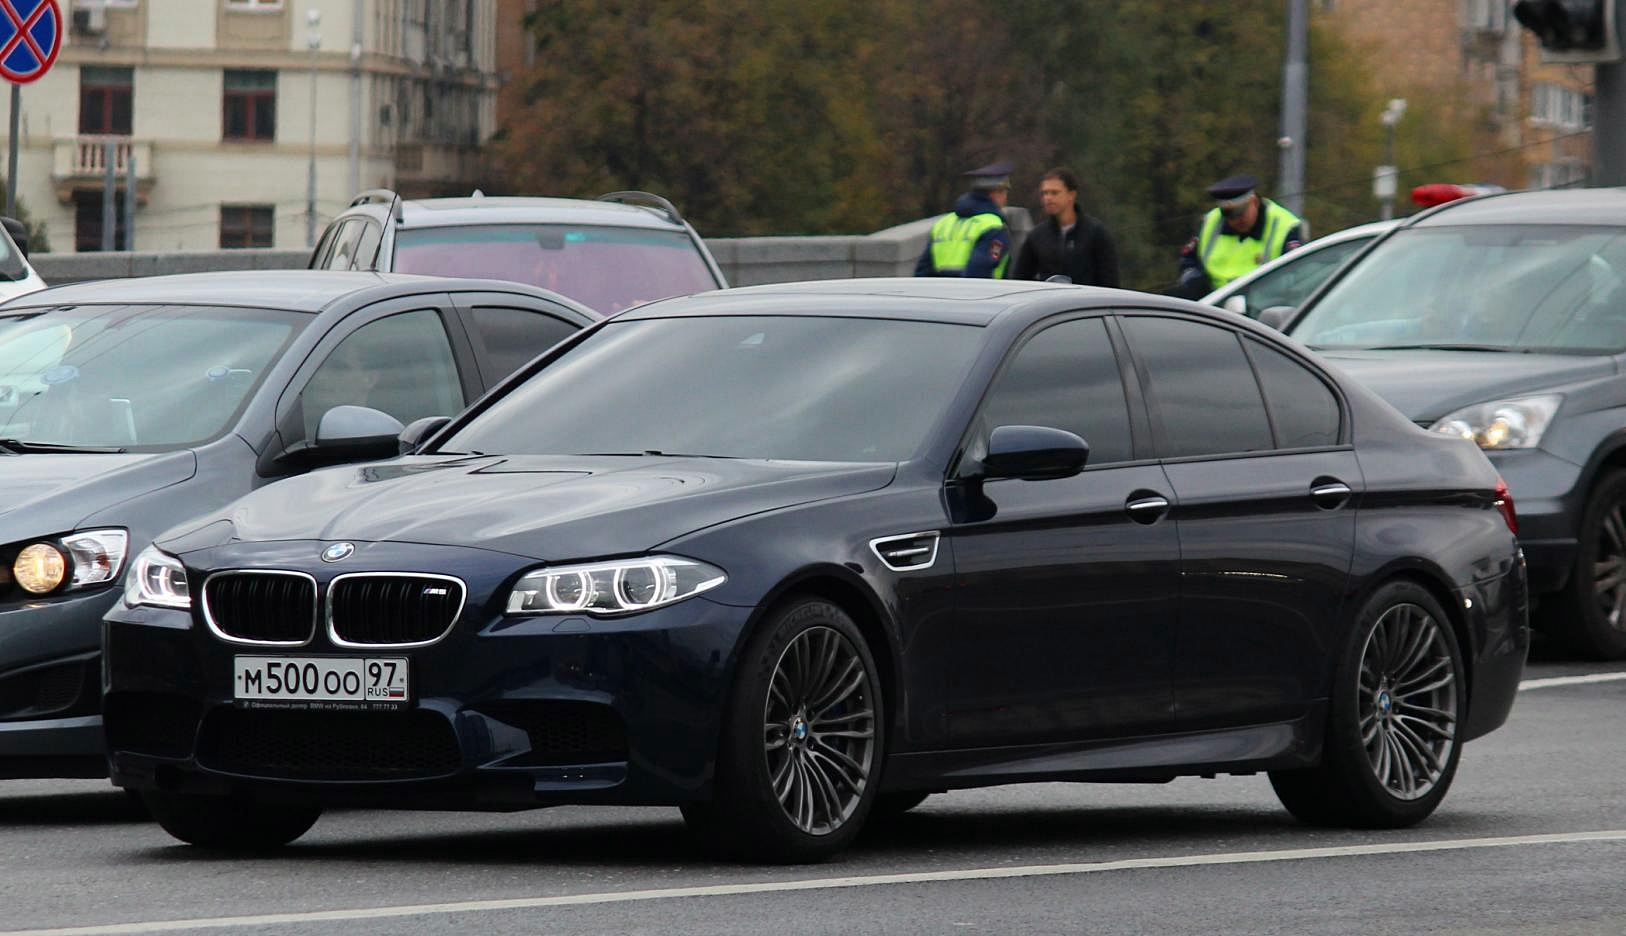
[983,425,1089,481]
[1222,295,1248,316]
[2,217,29,257]
[1257,305,1295,330]
[398,415,451,455]
[313,405,405,462]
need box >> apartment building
[1320,0,1593,191]
[0,0,499,253]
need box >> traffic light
[1513,0,1621,63]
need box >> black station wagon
[104,279,1527,862]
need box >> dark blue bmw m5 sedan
[103,278,1528,862]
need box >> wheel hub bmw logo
[321,542,355,562]
[791,717,809,742]
[1378,691,1393,715]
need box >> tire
[143,791,320,850]
[1538,471,1626,660]
[1270,580,1466,828]
[682,597,884,863]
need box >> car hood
[0,451,198,533]
[1315,349,1617,422]
[172,455,897,561]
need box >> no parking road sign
[0,0,60,85]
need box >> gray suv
[310,190,728,316]
[1283,187,1626,659]
[0,272,596,779]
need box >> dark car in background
[310,189,728,316]
[1286,187,1626,660]
[105,279,1525,862]
[0,271,596,780]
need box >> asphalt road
[2,650,1623,936]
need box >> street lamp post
[1377,98,1407,221]
[306,9,321,248]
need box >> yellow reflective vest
[928,211,1009,278]
[1197,199,1300,289]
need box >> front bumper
[104,583,751,809]
[0,589,121,778]
[1487,448,1583,595]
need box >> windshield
[392,224,720,315]
[438,315,984,462]
[1289,225,1626,352]
[0,304,304,450]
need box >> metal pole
[6,83,18,220]
[1590,3,1626,185]
[1277,0,1309,217]
[101,139,116,251]
[1380,123,1396,221]
[307,12,321,247]
[349,0,363,196]
[124,152,136,252]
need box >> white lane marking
[6,830,1626,936]
[1519,671,1626,690]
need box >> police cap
[1206,174,1259,206]
[964,161,1013,190]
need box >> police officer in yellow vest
[915,161,1014,278]
[1174,174,1305,299]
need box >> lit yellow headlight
[14,543,66,594]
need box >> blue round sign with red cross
[0,0,60,85]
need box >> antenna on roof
[471,189,485,198]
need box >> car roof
[1409,187,1626,228]
[350,196,688,232]
[0,270,566,314]
[620,278,1193,326]
[1201,219,1399,305]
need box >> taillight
[1494,477,1518,534]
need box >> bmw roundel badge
[321,542,355,563]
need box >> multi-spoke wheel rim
[762,625,876,835]
[1591,499,1626,633]
[1357,602,1458,801]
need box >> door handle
[1310,477,1352,509]
[1125,492,1171,524]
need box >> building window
[1530,159,1588,190]
[223,70,277,141]
[1465,0,1507,32]
[74,190,128,252]
[220,204,275,248]
[1531,82,1591,130]
[79,66,133,136]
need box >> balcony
[52,136,156,204]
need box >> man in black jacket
[1011,167,1120,287]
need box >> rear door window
[464,305,583,383]
[1121,315,1273,458]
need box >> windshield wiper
[1358,343,1520,352]
[0,438,128,454]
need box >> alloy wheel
[1357,602,1459,801]
[762,625,876,835]
[1592,498,1626,634]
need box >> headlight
[506,556,726,616]
[63,529,129,588]
[123,545,191,610]
[6,528,129,596]
[14,543,65,594]
[1429,394,1561,450]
